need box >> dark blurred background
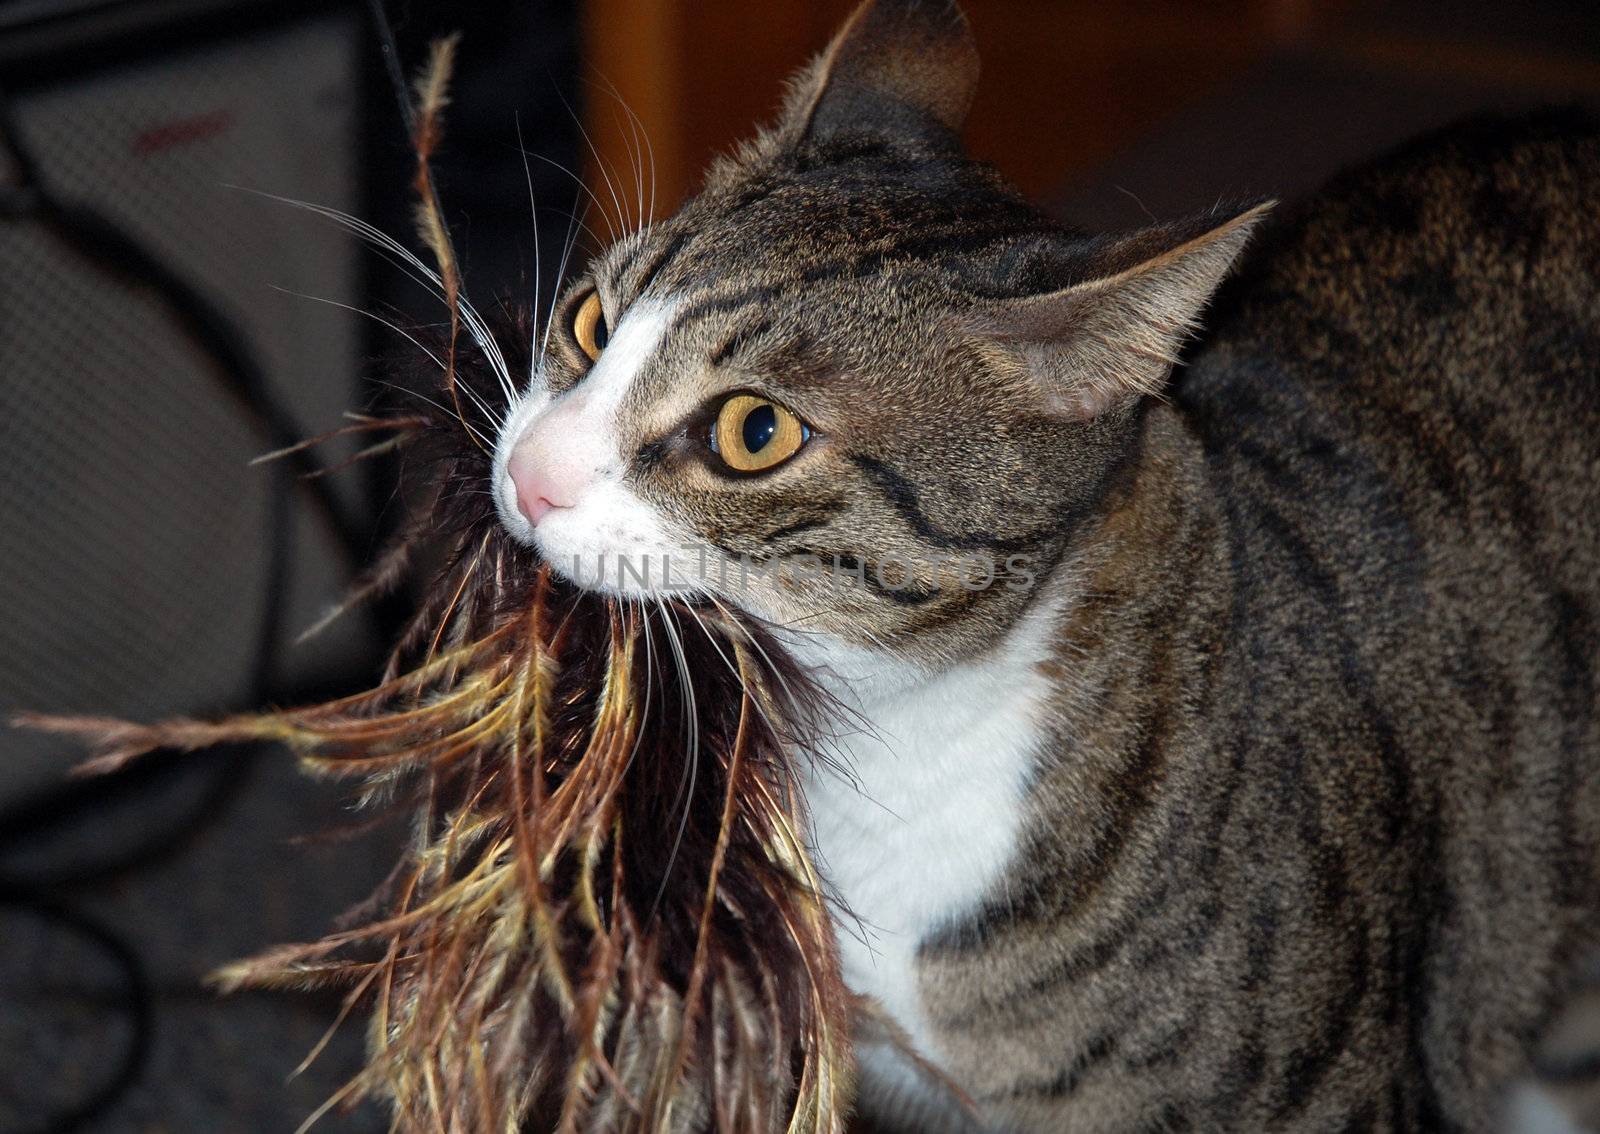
[1,1,1596,1130]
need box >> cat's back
[1170,109,1600,1126]
[1185,107,1600,585]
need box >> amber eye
[709,394,810,473]
[572,290,609,361]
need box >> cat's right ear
[776,0,979,149]
[973,203,1272,420]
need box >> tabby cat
[491,1,1600,1129]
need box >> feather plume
[17,34,859,1133]
[19,493,857,1134]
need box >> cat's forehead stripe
[709,315,774,369]
[671,286,783,337]
[651,220,1061,341]
[629,229,693,297]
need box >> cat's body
[814,109,1600,1132]
[487,2,1600,1129]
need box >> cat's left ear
[778,0,980,148]
[975,202,1273,420]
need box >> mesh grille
[1,14,371,797]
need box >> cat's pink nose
[515,481,556,527]
[506,410,592,527]
[507,444,566,527]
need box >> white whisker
[621,596,657,777]
[649,600,699,923]
[266,285,448,374]
[588,73,658,230]
[234,188,518,407]
[554,83,629,240]
[514,111,543,390]
[517,149,615,249]
[538,194,590,373]
[370,379,493,450]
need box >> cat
[489,0,1600,1129]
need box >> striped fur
[914,111,1600,1132]
[491,2,1600,1128]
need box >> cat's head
[491,0,1264,674]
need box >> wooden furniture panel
[580,0,1348,223]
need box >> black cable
[0,886,155,1134]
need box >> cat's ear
[778,0,979,148]
[976,203,1273,420]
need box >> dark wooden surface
[579,0,1358,216]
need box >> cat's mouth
[530,538,714,601]
[490,425,705,602]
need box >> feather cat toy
[21,35,857,1134]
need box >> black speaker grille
[1,13,371,799]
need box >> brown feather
[14,35,867,1132]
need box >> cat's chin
[531,545,708,601]
[494,476,708,602]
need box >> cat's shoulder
[1192,106,1600,355]
[1241,106,1600,281]
[1338,105,1600,187]
[1323,104,1599,236]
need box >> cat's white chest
[793,607,1057,1085]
